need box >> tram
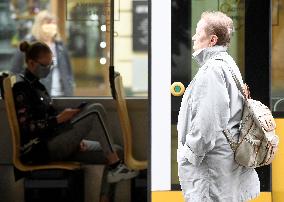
[0,0,148,201]
[152,0,284,202]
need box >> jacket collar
[24,69,39,84]
[192,45,227,67]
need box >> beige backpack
[223,63,279,168]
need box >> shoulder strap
[214,58,244,150]
[19,73,34,88]
[19,74,27,82]
[223,129,238,151]
[215,58,247,101]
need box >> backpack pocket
[260,134,279,166]
[235,136,261,167]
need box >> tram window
[0,0,148,97]
[190,0,245,78]
[272,0,284,111]
[171,0,245,187]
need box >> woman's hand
[56,108,80,124]
[80,140,88,152]
[243,83,251,99]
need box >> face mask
[34,63,51,78]
[41,23,58,39]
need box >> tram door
[171,0,272,195]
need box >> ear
[27,59,34,67]
[27,59,37,70]
[210,35,218,46]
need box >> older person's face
[40,19,58,41]
[192,19,211,52]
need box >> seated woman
[12,40,138,200]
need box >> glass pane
[272,0,284,111]
[171,0,245,187]
[114,0,148,96]
[191,0,245,77]
[67,0,148,96]
[67,0,110,96]
[0,0,148,97]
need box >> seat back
[3,75,23,169]
[3,75,80,171]
[114,74,147,170]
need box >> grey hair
[201,11,234,46]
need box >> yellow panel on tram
[272,118,284,202]
[151,191,271,202]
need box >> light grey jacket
[177,46,260,202]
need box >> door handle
[171,82,185,96]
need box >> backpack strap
[215,58,247,101]
[223,129,238,151]
[19,73,29,83]
[214,58,245,150]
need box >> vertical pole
[109,0,116,99]
[110,0,114,66]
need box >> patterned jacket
[13,69,59,163]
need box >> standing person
[11,10,74,96]
[177,11,260,202]
[12,41,138,202]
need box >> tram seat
[3,75,81,172]
[114,74,147,170]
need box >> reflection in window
[114,0,148,96]
[67,1,107,96]
[0,0,148,97]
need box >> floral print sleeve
[13,81,58,149]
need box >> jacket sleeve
[10,50,25,74]
[64,48,75,95]
[59,42,75,96]
[184,65,230,166]
[13,83,58,137]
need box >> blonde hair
[31,10,61,41]
[201,11,234,46]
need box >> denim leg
[47,103,116,161]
